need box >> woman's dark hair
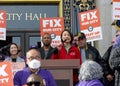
[60,29,73,44]
[7,43,19,56]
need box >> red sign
[78,9,102,42]
[113,0,120,2]
[40,17,64,47]
[40,17,64,36]
[0,10,6,28]
[0,10,6,40]
[0,62,13,86]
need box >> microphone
[53,47,58,55]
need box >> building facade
[0,0,114,56]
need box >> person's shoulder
[87,44,99,51]
[87,44,95,48]
[17,56,25,61]
[40,69,51,73]
[88,79,103,86]
[112,46,120,53]
[4,56,11,61]
[40,69,53,76]
[15,67,29,75]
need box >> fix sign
[0,10,6,40]
[78,9,102,42]
[40,17,64,47]
[0,62,13,86]
[113,0,120,20]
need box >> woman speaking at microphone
[52,29,81,61]
[52,29,82,85]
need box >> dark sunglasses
[27,81,41,86]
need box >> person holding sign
[14,48,57,86]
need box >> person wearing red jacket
[52,29,82,85]
[52,29,81,63]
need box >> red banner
[0,62,13,86]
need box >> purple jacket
[76,79,103,86]
[13,67,57,86]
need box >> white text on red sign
[0,64,9,83]
[43,19,61,28]
[0,12,5,24]
[81,11,97,21]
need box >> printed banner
[0,62,13,86]
[0,10,6,40]
[113,0,120,20]
[78,9,102,42]
[12,62,25,77]
[40,17,64,47]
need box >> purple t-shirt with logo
[13,67,57,86]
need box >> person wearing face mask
[13,48,57,86]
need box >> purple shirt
[13,67,57,86]
[76,79,103,86]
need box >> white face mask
[28,59,41,69]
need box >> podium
[41,59,80,86]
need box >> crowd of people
[0,29,120,86]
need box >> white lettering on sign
[81,11,97,21]
[0,64,8,77]
[0,78,9,83]
[43,19,61,27]
[7,13,22,20]
[0,12,4,20]
[25,13,46,20]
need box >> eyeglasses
[27,56,40,61]
[27,81,41,86]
